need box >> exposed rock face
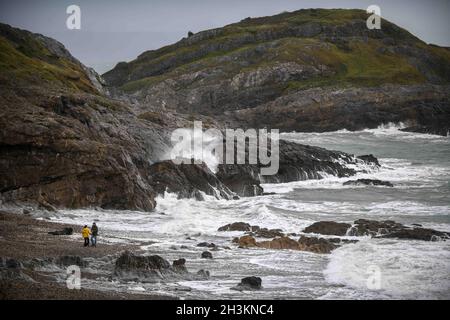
[303,221,351,236]
[217,164,264,197]
[3,10,448,211]
[0,21,388,210]
[0,90,167,211]
[103,9,450,134]
[230,85,450,133]
[149,136,374,200]
[216,140,376,196]
[343,179,394,187]
[147,160,235,200]
[0,23,172,211]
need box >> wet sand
[0,210,176,300]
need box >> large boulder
[172,258,188,273]
[235,235,258,248]
[218,222,259,232]
[201,251,213,259]
[298,236,338,254]
[113,251,211,282]
[303,221,351,236]
[232,276,262,291]
[113,251,173,282]
[257,237,301,250]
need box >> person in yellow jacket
[82,225,91,247]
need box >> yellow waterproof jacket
[82,227,91,238]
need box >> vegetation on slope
[103,8,450,93]
[0,23,96,93]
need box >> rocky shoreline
[2,208,449,299]
[0,210,175,300]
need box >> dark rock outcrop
[298,236,338,254]
[235,235,258,248]
[148,160,235,200]
[401,125,449,137]
[357,155,380,167]
[232,276,262,291]
[380,228,450,241]
[347,219,404,237]
[218,222,259,232]
[113,251,173,282]
[217,140,377,196]
[251,228,285,238]
[303,221,351,236]
[343,179,394,187]
[237,235,339,254]
[172,258,187,273]
[347,219,449,241]
[257,237,301,250]
[201,251,213,259]
[196,242,216,248]
[48,228,73,236]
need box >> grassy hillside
[0,23,96,93]
[103,8,450,93]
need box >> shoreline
[0,210,177,300]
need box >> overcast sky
[1,0,449,74]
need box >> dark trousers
[84,237,89,247]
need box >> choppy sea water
[47,125,450,299]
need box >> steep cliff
[103,9,450,134]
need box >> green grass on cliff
[120,36,426,93]
[115,8,448,94]
[0,34,95,93]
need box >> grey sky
[1,0,449,74]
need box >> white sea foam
[13,125,448,300]
[324,238,450,299]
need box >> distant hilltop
[101,8,450,133]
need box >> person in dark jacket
[91,223,98,247]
